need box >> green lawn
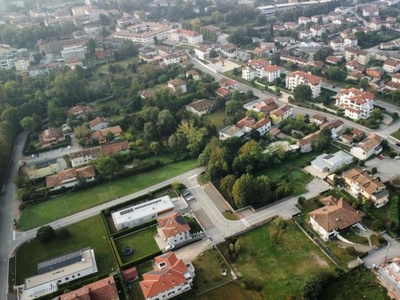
[17,159,198,230]
[391,130,400,140]
[195,281,258,300]
[325,241,359,264]
[15,216,116,285]
[222,210,239,221]
[114,227,159,264]
[319,266,390,300]
[220,221,333,299]
[202,108,227,131]
[341,229,369,245]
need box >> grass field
[195,281,258,300]
[15,216,116,285]
[222,210,239,220]
[220,221,333,299]
[319,266,390,300]
[114,227,159,264]
[17,159,198,230]
[202,108,227,131]
[391,130,400,140]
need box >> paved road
[0,131,28,300]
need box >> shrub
[346,247,356,255]
[371,167,377,174]
[58,228,70,239]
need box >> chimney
[336,218,339,221]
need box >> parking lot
[365,156,400,182]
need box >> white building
[169,29,203,45]
[236,116,272,135]
[168,78,187,94]
[61,46,86,60]
[383,59,400,73]
[335,88,374,120]
[350,133,383,160]
[21,247,98,300]
[345,47,371,66]
[113,22,171,45]
[112,196,175,230]
[285,71,322,98]
[0,55,14,70]
[311,150,354,173]
[14,56,30,70]
[140,252,195,300]
[158,212,192,247]
[242,64,280,82]
[362,6,379,17]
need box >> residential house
[89,116,109,131]
[326,56,341,65]
[39,128,65,148]
[299,30,313,40]
[392,73,400,83]
[168,78,187,94]
[219,78,239,91]
[309,196,362,241]
[186,69,201,81]
[60,276,119,300]
[347,71,363,81]
[310,114,326,126]
[369,20,382,31]
[169,29,203,45]
[345,47,371,65]
[383,80,400,92]
[91,126,123,144]
[157,212,191,247]
[298,16,311,25]
[342,167,389,207]
[311,14,329,23]
[330,38,345,51]
[186,99,214,116]
[243,98,279,114]
[286,71,322,98]
[335,88,375,120]
[68,104,95,118]
[352,129,365,140]
[341,134,354,144]
[350,133,383,160]
[270,104,293,124]
[215,87,231,100]
[138,89,155,100]
[140,252,195,300]
[242,63,280,82]
[311,150,354,173]
[194,45,211,60]
[69,141,130,167]
[362,6,379,17]
[236,116,272,135]
[310,25,326,37]
[297,120,343,152]
[46,165,96,191]
[218,125,245,140]
[383,59,400,73]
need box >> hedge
[120,250,163,270]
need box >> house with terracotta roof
[383,59,400,73]
[46,165,96,191]
[285,71,322,98]
[243,98,279,114]
[310,114,326,126]
[89,116,109,131]
[69,141,130,167]
[186,99,214,116]
[270,104,293,124]
[350,133,382,160]
[309,196,362,241]
[138,89,155,99]
[215,87,231,100]
[157,212,191,247]
[60,276,119,300]
[39,127,65,148]
[122,267,139,282]
[342,167,389,208]
[335,88,375,120]
[219,78,238,90]
[91,126,123,144]
[186,69,200,81]
[236,116,271,135]
[345,47,371,66]
[169,29,203,44]
[362,6,379,17]
[326,55,341,65]
[242,63,280,82]
[68,104,95,118]
[140,252,195,300]
[168,78,187,94]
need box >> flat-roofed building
[21,247,98,300]
[112,196,174,230]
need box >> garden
[15,216,116,285]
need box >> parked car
[186,195,195,201]
[378,155,384,160]
[165,244,175,251]
[395,156,400,160]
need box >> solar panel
[37,249,83,274]
[120,208,134,216]
[175,215,187,225]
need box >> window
[65,277,69,280]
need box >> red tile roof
[157,212,190,238]
[61,276,118,300]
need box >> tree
[274,216,287,229]
[176,119,208,156]
[293,85,312,102]
[371,108,382,121]
[220,174,236,198]
[301,277,322,300]
[359,78,369,91]
[313,47,333,62]
[225,100,243,116]
[312,127,331,151]
[232,173,256,208]
[149,141,162,155]
[87,38,96,55]
[58,228,70,239]
[95,155,119,179]
[325,66,346,81]
[20,116,37,132]
[36,225,55,243]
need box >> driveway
[362,234,400,268]
[365,157,400,182]
[174,239,214,262]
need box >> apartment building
[169,29,203,45]
[335,88,374,120]
[285,71,322,98]
[345,47,371,65]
